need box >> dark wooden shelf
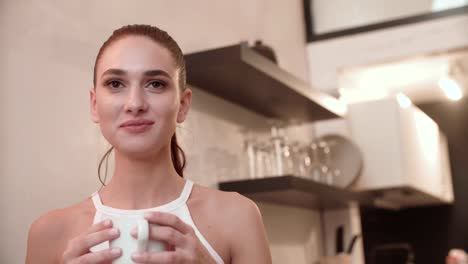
[358,186,450,210]
[218,175,375,210]
[184,42,346,122]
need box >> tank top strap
[179,179,194,204]
[91,191,103,210]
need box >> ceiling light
[396,93,412,108]
[438,77,463,101]
[432,0,468,12]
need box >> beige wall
[0,0,321,263]
[307,12,468,94]
[307,11,468,94]
[312,0,433,33]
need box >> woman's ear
[90,88,100,123]
[177,88,192,123]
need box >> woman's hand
[130,212,217,264]
[61,219,122,264]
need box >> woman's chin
[115,143,161,159]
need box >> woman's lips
[121,124,153,133]
[120,119,154,133]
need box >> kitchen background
[1,0,467,263]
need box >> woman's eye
[149,81,166,90]
[106,80,123,89]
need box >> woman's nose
[124,87,148,114]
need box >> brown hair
[94,24,187,185]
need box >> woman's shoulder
[29,198,94,238]
[189,182,272,262]
[26,197,95,262]
[190,182,264,233]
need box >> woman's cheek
[154,95,179,120]
[97,98,122,141]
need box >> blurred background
[1,0,467,263]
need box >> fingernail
[110,247,122,256]
[109,228,119,236]
[144,212,152,219]
[104,219,112,226]
[132,252,144,260]
[130,227,137,237]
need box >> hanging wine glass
[269,122,287,176]
[240,128,258,179]
[245,138,257,179]
[319,139,341,186]
[326,138,342,186]
[281,140,295,175]
[256,141,277,178]
[309,141,322,182]
[317,140,333,185]
[295,144,309,177]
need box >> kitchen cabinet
[184,42,346,122]
[345,96,454,209]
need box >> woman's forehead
[97,36,178,78]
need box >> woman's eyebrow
[101,68,126,78]
[143,69,172,78]
[101,69,172,78]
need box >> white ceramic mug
[108,216,165,264]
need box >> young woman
[26,24,272,264]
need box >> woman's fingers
[64,225,120,259]
[131,225,185,247]
[144,212,192,234]
[85,227,120,249]
[86,219,113,235]
[131,251,188,264]
[75,247,123,264]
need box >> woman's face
[90,36,191,158]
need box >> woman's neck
[99,146,185,210]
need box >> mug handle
[136,219,149,252]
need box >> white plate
[316,134,363,189]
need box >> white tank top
[90,180,224,264]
